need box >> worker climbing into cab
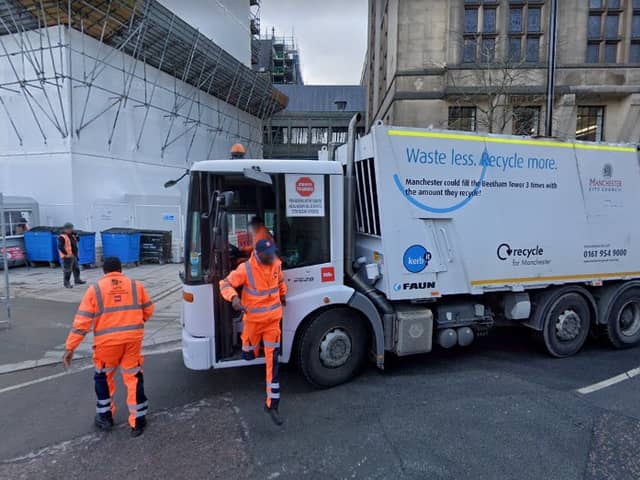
[219,239,287,426]
[62,257,154,437]
[58,222,86,289]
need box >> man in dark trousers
[58,222,86,289]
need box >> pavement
[0,263,182,373]
[1,326,639,479]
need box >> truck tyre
[604,288,640,349]
[541,292,591,357]
[296,308,369,388]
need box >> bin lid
[101,228,140,234]
[26,226,59,233]
[138,229,172,235]
[74,230,96,236]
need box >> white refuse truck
[180,114,640,387]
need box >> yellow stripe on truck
[387,129,637,153]
[470,271,640,287]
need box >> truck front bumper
[181,329,212,370]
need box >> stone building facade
[364,0,640,143]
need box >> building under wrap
[0,0,286,258]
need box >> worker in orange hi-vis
[220,239,287,426]
[62,257,154,437]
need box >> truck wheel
[605,288,640,349]
[541,292,591,357]
[296,308,369,388]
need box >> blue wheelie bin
[101,228,141,265]
[76,231,96,267]
[23,227,59,266]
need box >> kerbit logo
[393,281,436,291]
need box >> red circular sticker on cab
[295,177,315,197]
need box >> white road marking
[576,366,640,394]
[0,344,181,395]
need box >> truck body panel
[348,126,639,301]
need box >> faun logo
[602,163,613,178]
[393,281,436,291]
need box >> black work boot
[264,405,284,426]
[94,414,114,431]
[75,279,86,285]
[130,417,147,438]
[64,282,73,289]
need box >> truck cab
[181,159,383,386]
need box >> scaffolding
[0,0,288,159]
[254,29,303,86]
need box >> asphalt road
[1,328,639,480]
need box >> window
[290,127,308,145]
[513,106,541,136]
[509,37,522,61]
[355,158,381,236]
[587,44,600,63]
[483,8,497,33]
[526,37,540,62]
[509,8,523,33]
[586,1,621,63]
[448,106,477,132]
[481,38,496,62]
[277,175,331,269]
[270,126,288,144]
[462,1,498,63]
[576,106,605,142]
[464,8,478,33]
[605,14,619,39]
[631,43,640,63]
[311,127,328,145]
[604,43,618,62]
[508,1,543,63]
[464,37,478,62]
[330,127,348,144]
[632,3,640,63]
[3,210,32,237]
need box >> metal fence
[0,192,11,328]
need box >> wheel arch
[287,292,385,370]
[592,280,640,326]
[524,285,597,331]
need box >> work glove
[280,295,287,307]
[62,349,74,369]
[231,296,247,312]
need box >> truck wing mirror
[243,167,272,186]
[220,191,234,208]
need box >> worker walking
[58,222,85,289]
[62,257,154,437]
[220,239,287,426]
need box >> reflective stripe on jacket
[65,272,155,350]
[219,254,287,323]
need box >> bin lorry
[180,114,640,387]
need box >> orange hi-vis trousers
[241,320,281,409]
[93,342,148,428]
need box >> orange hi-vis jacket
[59,234,73,259]
[65,272,154,351]
[220,254,287,323]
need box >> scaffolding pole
[0,192,10,329]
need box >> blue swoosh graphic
[393,148,489,214]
